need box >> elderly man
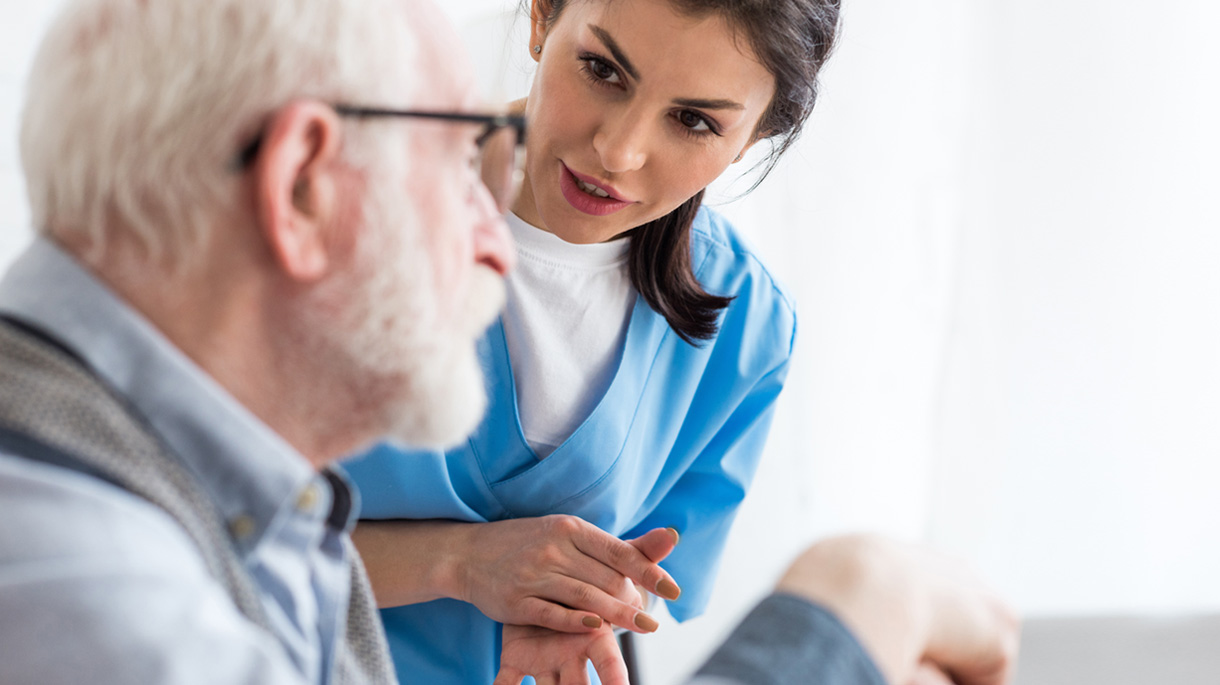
[0,0,1015,684]
[0,0,518,681]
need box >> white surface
[0,3,60,270]
[1014,614,1220,684]
[4,1,1220,683]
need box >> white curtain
[4,2,1219,684]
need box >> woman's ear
[733,139,759,164]
[253,101,344,282]
[733,124,777,164]
[529,0,553,63]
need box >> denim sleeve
[689,593,888,685]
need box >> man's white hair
[20,0,419,264]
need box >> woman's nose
[592,109,649,174]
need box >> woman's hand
[355,517,681,634]
[458,517,681,633]
[494,623,627,685]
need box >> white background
[4,1,1219,683]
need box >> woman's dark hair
[532,0,842,345]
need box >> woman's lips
[559,163,633,216]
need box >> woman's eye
[584,57,621,85]
[678,110,711,132]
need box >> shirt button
[229,515,256,540]
[296,484,321,512]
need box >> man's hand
[494,623,626,685]
[457,518,681,634]
[777,535,1019,685]
[906,663,955,685]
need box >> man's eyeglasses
[234,105,527,213]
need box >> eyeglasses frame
[232,105,528,177]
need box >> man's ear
[253,101,344,282]
[528,0,553,63]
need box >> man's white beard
[376,264,504,449]
[298,164,504,451]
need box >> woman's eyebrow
[674,97,745,111]
[590,25,639,81]
[586,26,745,112]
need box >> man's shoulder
[0,452,207,572]
[0,452,299,683]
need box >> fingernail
[634,612,659,633]
[666,527,680,544]
[582,615,603,629]
[656,579,681,601]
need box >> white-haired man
[0,1,1016,684]
[0,0,520,682]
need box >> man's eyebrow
[590,25,639,81]
[674,97,745,111]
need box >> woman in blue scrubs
[344,0,841,682]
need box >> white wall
[4,1,1219,684]
[932,0,1220,618]
[0,4,60,270]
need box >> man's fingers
[907,663,955,685]
[587,632,631,685]
[924,573,1020,685]
[559,659,592,685]
[493,667,525,685]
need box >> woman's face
[513,0,776,244]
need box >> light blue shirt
[0,238,361,684]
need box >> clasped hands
[479,523,1021,685]
[446,515,680,685]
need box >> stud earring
[734,153,743,162]
[533,44,542,54]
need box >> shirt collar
[506,212,630,269]
[0,237,358,550]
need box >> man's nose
[471,186,516,276]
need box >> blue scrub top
[343,207,797,684]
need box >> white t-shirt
[502,213,637,458]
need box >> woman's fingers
[541,577,660,633]
[629,527,680,564]
[462,516,682,630]
[563,554,647,608]
[515,596,611,634]
[564,519,681,601]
